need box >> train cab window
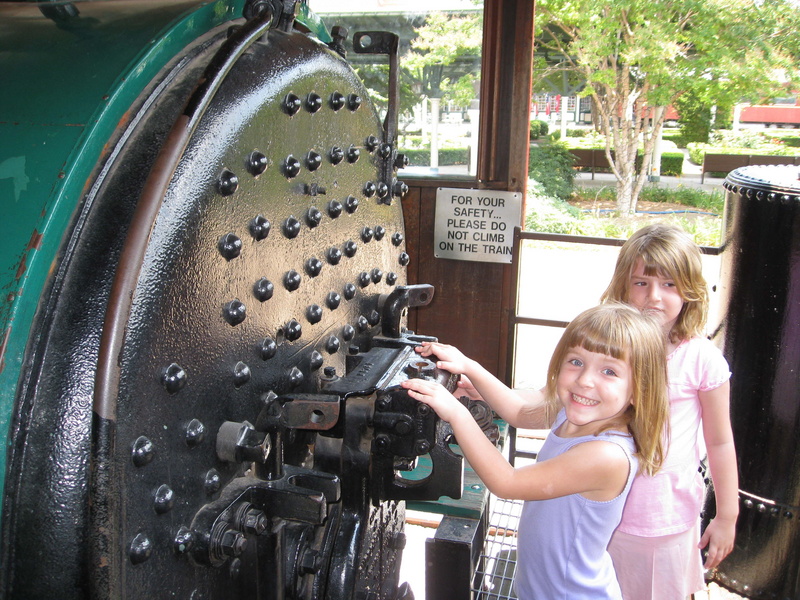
[311,0,483,180]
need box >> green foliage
[675,90,713,144]
[528,142,576,200]
[658,153,684,177]
[687,130,800,164]
[403,147,470,166]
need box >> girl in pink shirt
[601,224,739,599]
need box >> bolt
[306,304,323,324]
[299,549,322,574]
[185,418,207,446]
[223,299,246,326]
[131,436,155,467]
[329,91,345,111]
[363,181,377,197]
[220,529,246,557]
[326,291,341,309]
[161,363,187,394]
[284,270,302,291]
[217,169,239,196]
[283,93,301,116]
[129,533,153,565]
[247,151,268,176]
[253,278,274,302]
[305,93,322,113]
[242,508,268,535]
[218,233,242,260]
[282,215,301,238]
[327,200,343,218]
[249,214,270,241]
[283,155,301,178]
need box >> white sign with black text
[433,187,522,263]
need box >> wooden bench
[701,153,800,183]
[569,148,612,179]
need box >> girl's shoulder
[669,336,731,387]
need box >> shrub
[528,141,576,200]
[533,119,549,136]
[530,120,541,140]
[403,147,470,166]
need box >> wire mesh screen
[472,496,523,599]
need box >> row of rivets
[282,91,361,116]
[740,492,800,520]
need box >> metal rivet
[371,268,383,283]
[377,182,389,199]
[329,146,344,165]
[283,93,302,115]
[374,226,386,240]
[132,436,155,467]
[344,195,359,213]
[305,93,322,113]
[306,151,322,171]
[358,272,370,288]
[288,366,304,387]
[367,310,380,326]
[283,216,301,238]
[162,363,187,394]
[393,180,408,198]
[363,181,377,197]
[223,299,246,326]
[218,233,242,260]
[344,240,357,257]
[398,252,410,266]
[342,324,355,341]
[361,227,374,243]
[261,337,277,360]
[174,526,194,555]
[328,200,343,218]
[392,232,404,246]
[329,91,345,111]
[347,93,362,111]
[247,151,268,176]
[326,247,342,265]
[205,469,221,496]
[346,146,360,163]
[233,362,251,388]
[253,278,274,302]
[394,153,409,169]
[306,207,322,228]
[378,143,392,159]
[186,418,207,446]
[249,215,271,241]
[217,169,239,196]
[326,291,341,309]
[307,304,323,324]
[283,155,301,178]
[365,135,380,152]
[387,272,398,285]
[305,257,323,277]
[230,558,242,580]
[284,270,301,291]
[743,499,754,509]
[343,283,356,300]
[285,319,302,342]
[326,336,340,354]
[154,484,175,514]
[129,533,153,565]
[309,351,324,371]
[357,315,369,331]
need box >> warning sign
[433,188,522,264]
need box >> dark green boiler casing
[0,2,461,598]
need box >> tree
[534,0,800,214]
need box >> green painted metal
[0,0,249,503]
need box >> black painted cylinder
[710,165,800,599]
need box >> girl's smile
[557,346,633,437]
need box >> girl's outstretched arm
[401,378,631,502]
[698,381,739,569]
[415,341,549,429]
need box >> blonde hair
[544,303,669,476]
[600,223,708,343]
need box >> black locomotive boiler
[0,1,467,598]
